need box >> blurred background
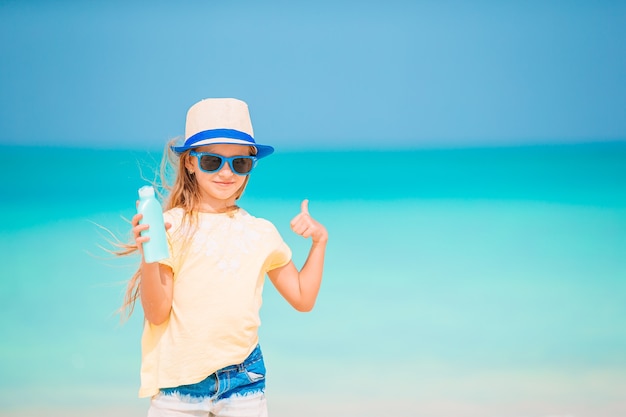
[2,0,626,150]
[1,1,625,416]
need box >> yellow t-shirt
[138,207,292,398]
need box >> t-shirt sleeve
[266,239,292,271]
[265,221,292,271]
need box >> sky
[0,0,625,151]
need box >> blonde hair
[118,139,256,318]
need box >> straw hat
[171,98,274,158]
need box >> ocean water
[1,142,625,417]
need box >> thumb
[300,199,310,215]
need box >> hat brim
[171,141,274,159]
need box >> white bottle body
[137,186,170,263]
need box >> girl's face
[185,144,253,210]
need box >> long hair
[118,140,255,319]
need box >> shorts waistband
[217,345,262,374]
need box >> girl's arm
[268,200,328,312]
[132,213,174,325]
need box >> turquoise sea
[1,142,625,417]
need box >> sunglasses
[189,151,258,176]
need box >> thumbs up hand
[290,199,328,244]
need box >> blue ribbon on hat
[185,128,256,146]
[172,127,274,157]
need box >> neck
[195,202,239,214]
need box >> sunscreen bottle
[137,186,170,263]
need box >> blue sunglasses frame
[189,151,258,176]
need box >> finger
[133,223,149,232]
[290,212,305,229]
[133,224,149,238]
[291,213,311,230]
[292,218,315,238]
[132,213,143,226]
[301,227,313,239]
[290,220,304,234]
[291,213,306,231]
[294,227,310,238]
[300,199,309,215]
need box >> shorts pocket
[244,357,266,384]
[245,371,264,382]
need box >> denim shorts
[148,345,267,417]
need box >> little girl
[125,98,328,417]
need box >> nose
[217,160,234,176]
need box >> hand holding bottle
[133,186,171,263]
